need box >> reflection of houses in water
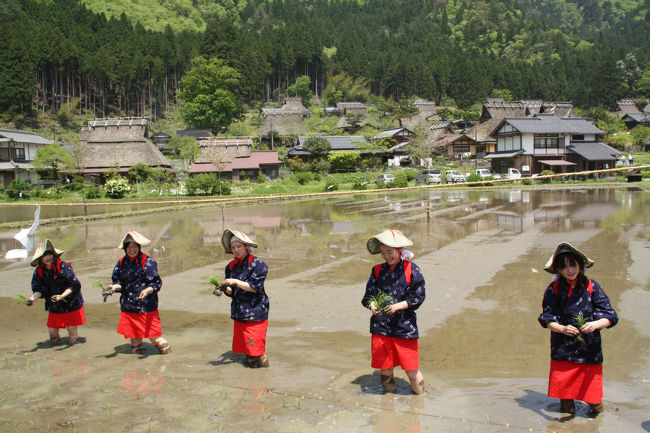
[493,210,523,232]
[569,203,618,228]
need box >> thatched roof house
[195,137,253,164]
[257,97,310,136]
[401,99,439,129]
[78,118,173,180]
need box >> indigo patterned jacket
[538,278,618,364]
[31,261,83,314]
[224,254,269,322]
[362,260,426,339]
[111,252,162,313]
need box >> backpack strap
[37,260,66,279]
[119,254,147,270]
[553,279,593,298]
[373,261,412,287]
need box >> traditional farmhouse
[401,99,439,129]
[77,118,174,183]
[150,131,172,151]
[0,129,52,186]
[257,97,310,138]
[187,137,282,182]
[432,134,479,159]
[373,127,417,166]
[487,113,618,175]
[467,99,574,155]
[613,99,650,118]
[621,113,650,130]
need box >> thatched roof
[196,138,253,163]
[79,117,172,170]
[257,97,310,136]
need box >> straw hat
[367,229,413,254]
[544,242,594,274]
[30,239,63,267]
[117,230,151,249]
[221,229,258,254]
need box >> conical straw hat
[221,229,258,254]
[544,242,594,274]
[117,230,151,249]
[367,229,413,254]
[30,239,63,267]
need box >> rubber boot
[559,399,575,414]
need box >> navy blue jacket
[362,260,426,339]
[538,278,618,364]
[224,254,269,322]
[111,253,162,313]
[31,261,83,314]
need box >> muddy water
[1,186,649,432]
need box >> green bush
[522,178,533,185]
[257,174,267,183]
[540,170,555,184]
[352,179,368,190]
[6,180,32,199]
[84,185,102,199]
[291,172,314,185]
[466,174,482,185]
[390,174,409,188]
[324,182,338,192]
[405,170,417,181]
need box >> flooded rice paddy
[0,185,649,432]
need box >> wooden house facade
[0,129,52,186]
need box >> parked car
[375,174,395,185]
[445,170,466,183]
[415,169,442,184]
[475,169,492,179]
[505,168,521,179]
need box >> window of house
[453,144,470,153]
[572,134,584,141]
[0,146,9,160]
[534,134,559,149]
[12,146,25,160]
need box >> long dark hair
[553,252,589,290]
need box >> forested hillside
[1,0,648,130]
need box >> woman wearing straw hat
[27,239,85,345]
[362,229,425,394]
[220,229,270,368]
[538,242,617,416]
[104,230,171,354]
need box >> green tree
[128,163,153,183]
[288,75,313,107]
[169,136,200,162]
[303,136,331,159]
[32,143,74,180]
[638,69,650,98]
[328,151,360,170]
[178,57,243,132]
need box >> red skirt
[117,311,162,339]
[232,320,268,356]
[371,334,419,371]
[548,359,603,403]
[47,306,86,328]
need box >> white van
[506,168,521,179]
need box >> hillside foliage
[0,0,648,132]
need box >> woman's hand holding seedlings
[580,318,611,334]
[381,301,409,315]
[136,287,154,301]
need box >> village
[1,96,649,198]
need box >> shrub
[292,172,314,185]
[352,179,368,190]
[391,174,409,188]
[466,174,482,184]
[257,174,267,183]
[84,185,102,199]
[105,176,131,199]
[540,170,555,184]
[6,180,32,199]
[324,182,338,192]
[522,178,533,185]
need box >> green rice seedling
[13,294,29,304]
[94,280,113,303]
[572,312,590,346]
[366,291,394,314]
[209,276,226,296]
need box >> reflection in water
[1,186,649,432]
